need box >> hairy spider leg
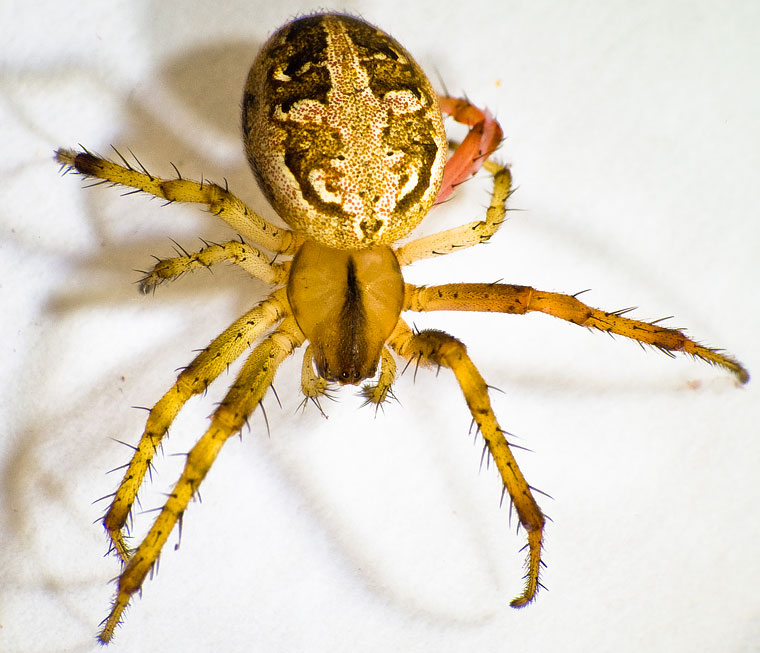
[98,317,305,644]
[360,347,398,406]
[104,289,290,561]
[53,148,305,560]
[300,344,330,406]
[405,283,749,383]
[388,319,545,607]
[395,158,511,266]
[394,96,506,267]
[139,238,288,293]
[436,96,504,204]
[55,148,300,255]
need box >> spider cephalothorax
[56,12,748,644]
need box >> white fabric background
[2,1,759,651]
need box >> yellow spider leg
[55,148,302,255]
[104,288,290,560]
[388,318,544,607]
[299,344,331,413]
[405,283,749,383]
[99,316,305,644]
[360,346,397,407]
[140,239,289,293]
[395,159,511,266]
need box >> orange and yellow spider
[56,12,747,644]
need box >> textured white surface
[2,1,759,651]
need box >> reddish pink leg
[436,96,504,204]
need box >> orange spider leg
[437,96,504,203]
[405,283,749,383]
[99,316,305,644]
[388,319,545,607]
[104,288,290,561]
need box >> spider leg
[98,316,305,644]
[405,282,749,383]
[395,159,511,266]
[360,347,397,407]
[104,288,290,561]
[396,96,507,267]
[388,318,545,607]
[55,148,301,255]
[139,238,288,293]
[436,96,504,204]
[299,344,331,413]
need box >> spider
[56,12,748,644]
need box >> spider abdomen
[242,13,447,250]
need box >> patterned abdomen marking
[243,13,446,249]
